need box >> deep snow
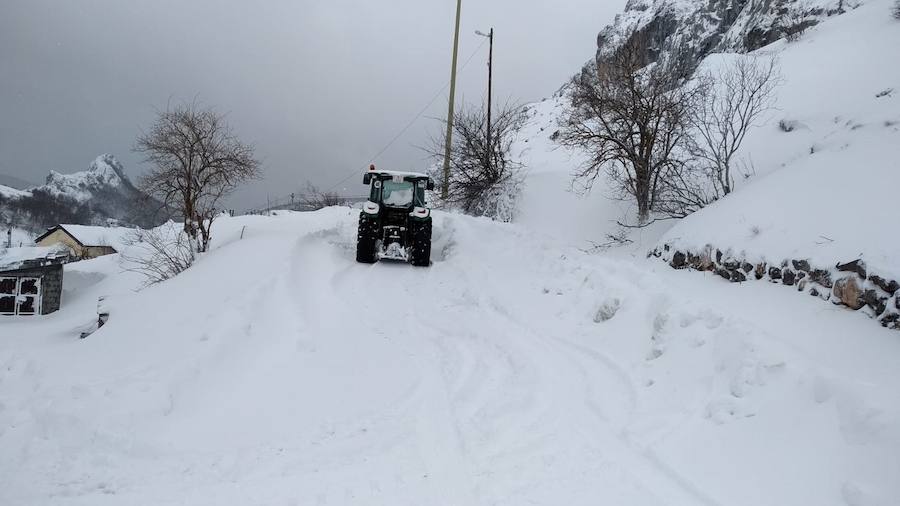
[2,2,899,504]
[1,209,898,506]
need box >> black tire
[409,218,432,267]
[356,215,379,263]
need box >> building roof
[35,224,135,250]
[0,245,71,273]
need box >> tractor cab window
[415,185,427,207]
[382,181,414,207]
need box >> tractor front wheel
[356,215,379,264]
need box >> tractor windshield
[382,181,414,207]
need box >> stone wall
[651,244,900,330]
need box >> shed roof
[0,245,71,273]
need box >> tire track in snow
[285,213,724,505]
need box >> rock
[809,269,833,288]
[810,287,820,298]
[798,279,807,292]
[863,290,888,316]
[869,275,899,295]
[836,259,867,279]
[723,259,740,271]
[881,312,899,329]
[783,269,796,286]
[833,277,865,310]
[769,267,782,281]
[688,254,698,269]
[716,268,732,282]
[792,259,811,272]
[716,249,723,263]
[732,270,746,283]
[755,263,766,280]
[671,251,687,269]
[742,262,753,273]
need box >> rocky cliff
[596,0,859,71]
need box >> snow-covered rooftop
[0,245,70,272]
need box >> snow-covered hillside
[658,0,900,278]
[1,209,898,505]
[516,0,899,272]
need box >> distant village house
[35,224,119,260]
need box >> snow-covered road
[2,209,898,505]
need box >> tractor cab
[363,170,434,209]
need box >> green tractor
[356,167,435,267]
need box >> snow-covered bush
[121,222,195,287]
[428,103,527,222]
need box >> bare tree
[135,102,261,253]
[298,182,348,211]
[688,56,781,197]
[782,4,812,42]
[426,102,527,222]
[120,223,195,287]
[557,39,698,224]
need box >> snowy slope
[1,209,898,505]
[515,95,673,255]
[515,0,899,276]
[0,184,30,199]
[658,0,900,278]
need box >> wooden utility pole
[486,28,494,167]
[442,0,463,200]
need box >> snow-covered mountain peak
[44,154,131,201]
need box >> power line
[321,38,489,194]
[245,39,490,214]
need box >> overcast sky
[0,0,623,209]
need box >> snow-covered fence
[651,244,900,331]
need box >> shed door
[0,276,41,316]
[0,277,15,315]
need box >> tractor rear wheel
[409,219,432,267]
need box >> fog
[0,0,622,209]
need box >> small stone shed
[0,246,70,316]
[35,224,124,260]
